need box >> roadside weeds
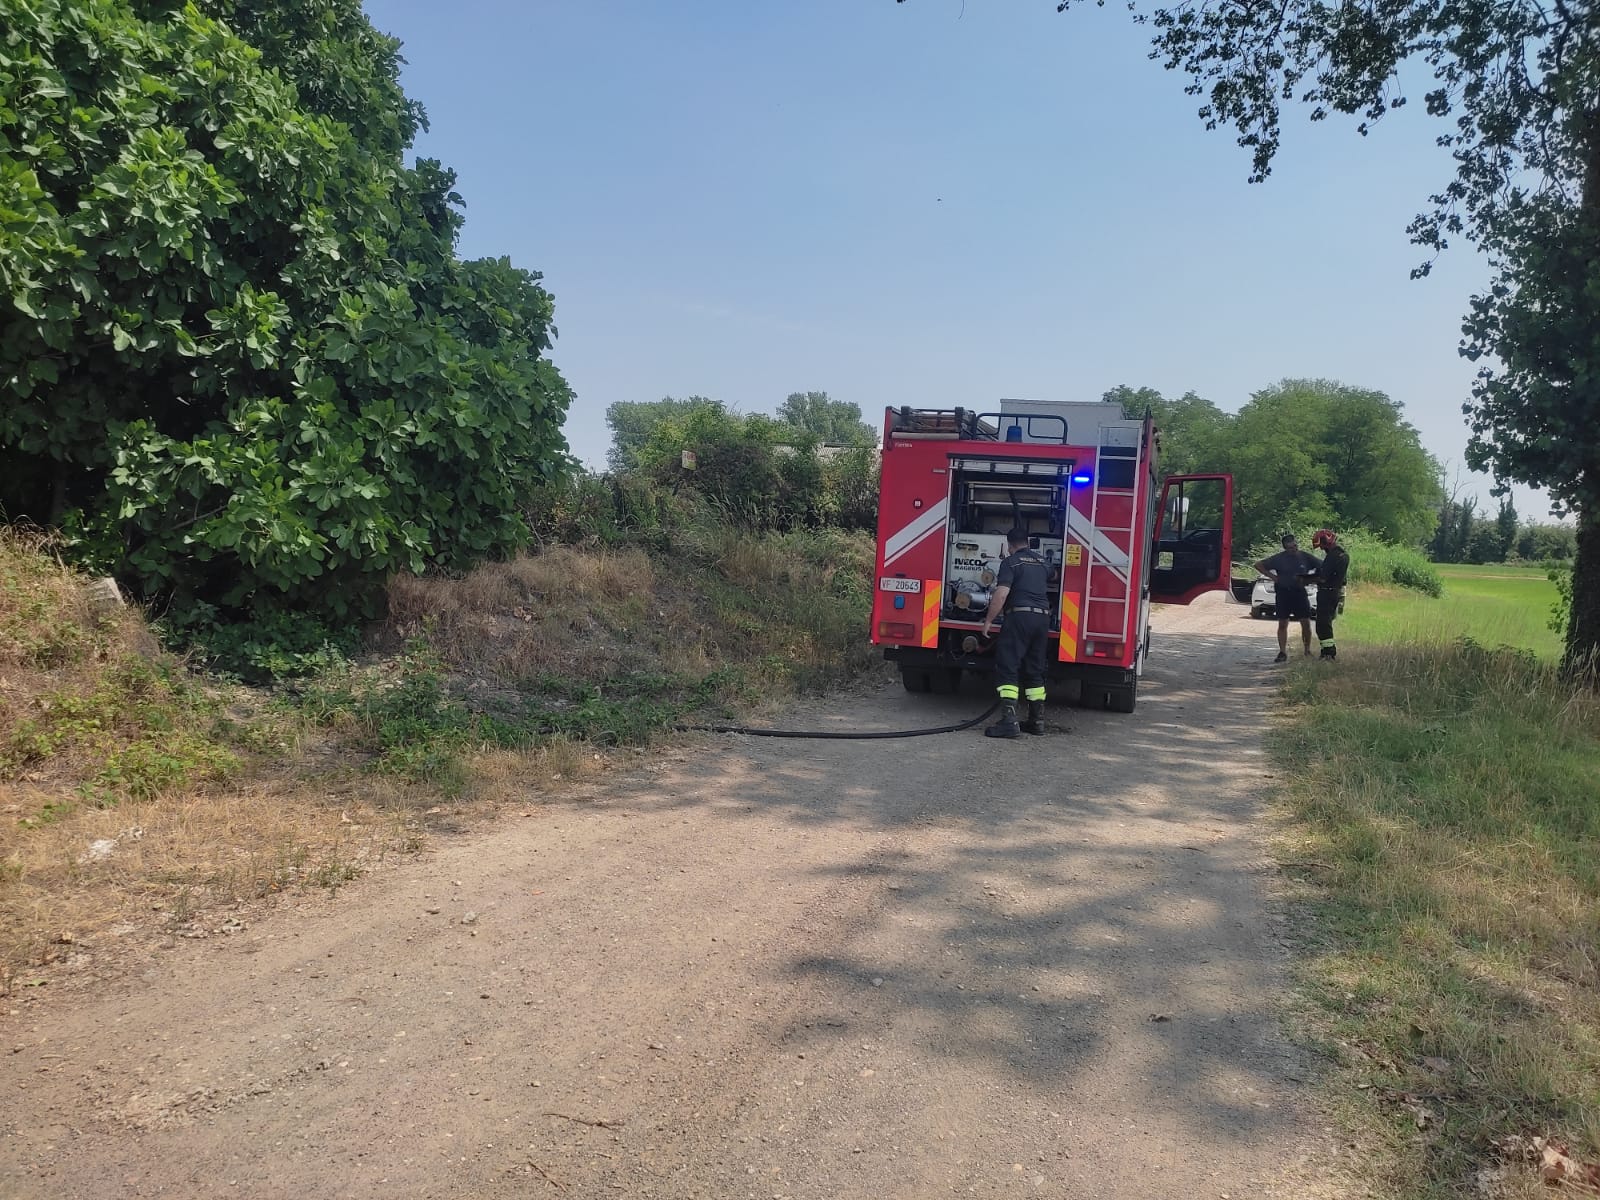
[1270,640,1600,1199]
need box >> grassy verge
[1274,636,1600,1197]
[1340,563,1561,659]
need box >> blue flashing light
[1070,472,1093,486]
[893,594,906,610]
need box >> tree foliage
[604,396,722,471]
[1429,496,1478,563]
[1522,523,1577,562]
[1464,521,1507,565]
[1493,495,1519,560]
[1104,385,1227,476]
[1429,502,1575,565]
[1107,380,1441,550]
[604,393,878,529]
[0,0,572,621]
[776,391,877,447]
[635,404,825,530]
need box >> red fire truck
[869,400,1234,713]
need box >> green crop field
[1339,561,1562,657]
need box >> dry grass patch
[0,531,422,981]
[447,738,609,806]
[0,735,620,984]
[1,530,244,808]
[0,525,100,669]
[0,774,423,982]
[386,546,657,683]
[382,529,879,707]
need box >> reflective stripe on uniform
[997,684,1019,700]
[1024,686,1046,702]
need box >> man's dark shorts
[1275,584,1313,621]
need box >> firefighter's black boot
[1020,700,1045,736]
[985,701,1021,739]
[1320,644,1337,660]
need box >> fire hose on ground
[678,701,1001,740]
[678,631,1017,740]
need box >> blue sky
[363,0,1544,516]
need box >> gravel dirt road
[2,594,1351,1199]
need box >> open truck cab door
[1149,474,1234,606]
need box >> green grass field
[1340,561,1562,657]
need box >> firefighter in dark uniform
[980,527,1052,738]
[1311,529,1349,659]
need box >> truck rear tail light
[1091,642,1124,658]
[877,621,917,642]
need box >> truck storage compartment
[941,457,1073,625]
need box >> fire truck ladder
[1080,423,1139,647]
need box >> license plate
[879,577,922,593]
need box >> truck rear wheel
[1105,682,1137,713]
[901,666,962,694]
[1078,682,1138,712]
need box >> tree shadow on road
[599,619,1316,1154]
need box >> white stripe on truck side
[883,498,949,568]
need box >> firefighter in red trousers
[980,527,1052,738]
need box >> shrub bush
[636,407,824,530]
[523,472,676,549]
[4,2,572,624]
[164,603,358,682]
[818,446,880,532]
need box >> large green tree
[604,396,723,471]
[1229,380,1442,549]
[1106,381,1440,546]
[1494,495,1520,561]
[0,0,572,620]
[1111,380,1440,549]
[776,391,877,447]
[902,0,1599,665]
[1103,385,1228,476]
[1429,496,1478,563]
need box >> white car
[1250,576,1318,619]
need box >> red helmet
[1312,529,1337,549]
